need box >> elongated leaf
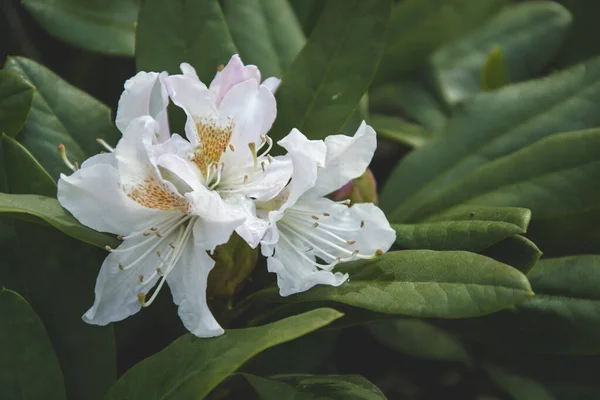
[136,0,237,81]
[381,57,600,222]
[555,0,600,68]
[22,0,139,56]
[0,289,66,400]
[272,0,391,141]
[432,2,571,104]
[0,193,118,249]
[223,0,305,77]
[4,57,120,180]
[0,69,34,137]
[483,361,556,400]
[481,234,541,274]
[249,250,533,318]
[441,255,600,354]
[106,308,343,399]
[244,373,386,400]
[368,319,470,364]
[376,0,509,82]
[371,114,433,148]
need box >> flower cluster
[57,55,395,337]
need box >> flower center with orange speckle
[191,117,233,175]
[127,172,188,212]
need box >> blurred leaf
[555,0,600,67]
[376,0,510,82]
[272,0,392,141]
[136,0,237,81]
[243,373,386,399]
[223,0,305,77]
[0,193,118,249]
[289,0,326,37]
[483,361,555,400]
[381,57,600,224]
[368,319,470,364]
[0,288,66,400]
[441,255,600,354]
[370,114,433,148]
[248,250,533,319]
[106,308,343,399]
[3,57,120,180]
[22,0,140,56]
[481,46,510,91]
[0,70,34,137]
[480,234,541,274]
[432,2,571,104]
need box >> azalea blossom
[257,122,396,296]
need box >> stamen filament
[57,144,78,172]
[96,138,114,152]
[278,225,339,269]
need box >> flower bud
[207,232,259,300]
[330,168,378,204]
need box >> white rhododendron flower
[257,122,396,296]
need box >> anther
[312,222,319,228]
[117,235,124,240]
[360,220,365,228]
[229,144,235,152]
[138,274,144,283]
[261,161,266,172]
[105,245,113,251]
[347,240,356,245]
[217,64,224,72]
[137,293,147,305]
[375,249,384,256]
[143,231,151,236]
[169,242,175,249]
[155,231,162,238]
[156,250,162,256]
[306,246,314,252]
[150,226,158,231]
[156,267,163,275]
[96,138,114,152]
[243,175,249,184]
[312,216,319,220]
[58,144,78,172]
[118,263,124,270]
[323,212,331,216]
[335,256,342,262]
[352,250,360,256]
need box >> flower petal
[224,195,269,249]
[82,221,180,325]
[116,71,170,142]
[166,226,224,338]
[157,153,204,193]
[308,121,377,198]
[209,54,261,106]
[262,77,281,93]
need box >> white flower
[164,54,291,248]
[257,122,396,296]
[58,116,246,337]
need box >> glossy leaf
[381,57,600,222]
[249,250,533,318]
[244,373,386,399]
[22,0,140,56]
[480,234,542,274]
[136,0,237,81]
[376,0,509,82]
[432,2,571,104]
[4,57,120,180]
[106,308,343,399]
[0,289,66,400]
[0,69,35,137]
[223,0,305,77]
[272,0,391,141]
[481,46,510,91]
[370,114,433,148]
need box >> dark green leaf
[22,0,140,56]
[4,57,120,180]
[0,289,66,400]
[0,69,34,137]
[555,0,600,67]
[370,114,433,148]
[248,250,533,318]
[244,373,387,400]
[368,319,470,364]
[136,0,237,81]
[0,193,118,249]
[481,46,510,91]
[483,361,556,400]
[432,2,571,104]
[480,234,541,274]
[272,0,392,141]
[223,0,305,77]
[106,308,343,399]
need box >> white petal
[166,227,224,338]
[157,153,204,193]
[209,54,261,106]
[82,222,180,325]
[225,195,269,249]
[262,77,281,93]
[57,163,164,235]
[153,133,194,160]
[180,62,203,83]
[277,128,326,210]
[186,187,246,251]
[80,151,116,169]
[116,71,170,142]
[308,121,376,198]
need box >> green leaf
[248,250,533,319]
[370,114,433,148]
[22,0,140,56]
[0,70,34,137]
[483,361,556,400]
[381,56,600,223]
[223,0,305,78]
[480,234,542,274]
[136,0,237,81]
[271,0,392,141]
[4,57,120,180]
[376,0,510,82]
[555,0,600,68]
[440,255,600,354]
[0,193,118,249]
[106,308,343,399]
[481,46,510,91]
[432,2,571,104]
[0,289,66,400]
[367,319,470,364]
[243,373,387,400]
[393,206,530,252]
